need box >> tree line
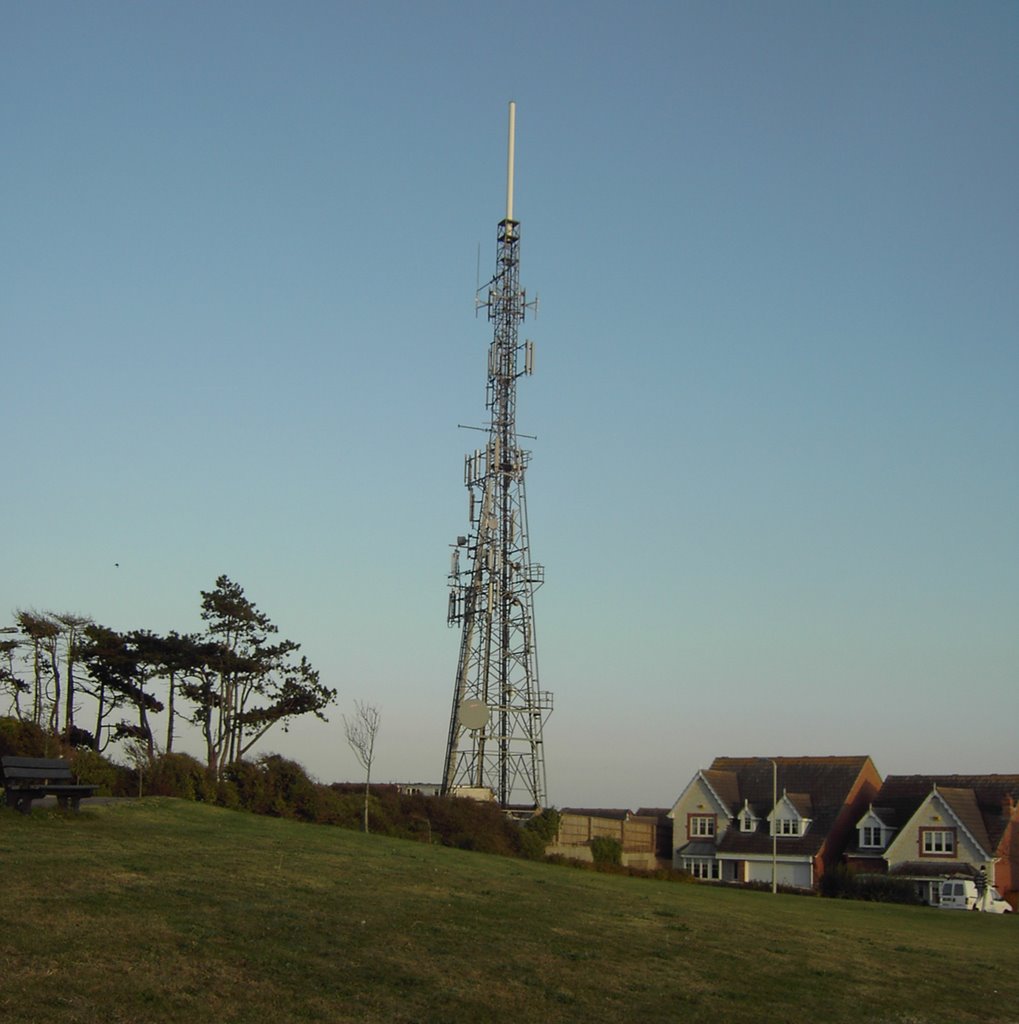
[0,575,335,776]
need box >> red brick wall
[817,758,882,879]
[994,803,1019,900]
[845,855,886,875]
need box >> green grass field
[1,799,1016,1024]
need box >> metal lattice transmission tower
[442,102,552,812]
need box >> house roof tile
[785,792,814,817]
[561,808,631,821]
[936,787,993,853]
[676,840,717,858]
[701,769,740,812]
[636,807,670,818]
[876,775,1019,853]
[888,860,981,880]
[716,829,825,857]
[708,756,874,819]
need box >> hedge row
[0,717,555,859]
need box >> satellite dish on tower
[459,698,490,731]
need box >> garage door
[746,861,812,888]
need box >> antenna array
[442,102,552,812]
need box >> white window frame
[683,857,721,880]
[689,815,715,839]
[921,829,955,855]
[861,825,883,847]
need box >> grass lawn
[1,799,1016,1023]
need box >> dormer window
[861,825,883,848]
[768,792,811,838]
[738,800,757,833]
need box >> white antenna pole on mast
[506,100,516,222]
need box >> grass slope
[0,800,1016,1024]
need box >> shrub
[147,752,214,801]
[590,835,623,868]
[225,755,320,820]
[517,827,550,860]
[819,866,922,905]
[215,778,241,810]
[306,786,359,827]
[820,864,854,899]
[70,748,131,795]
[0,717,51,757]
[525,807,561,842]
[517,808,561,860]
[852,874,923,905]
[423,795,521,856]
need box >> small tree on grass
[343,701,380,834]
[123,738,153,798]
[519,807,561,860]
[590,835,623,868]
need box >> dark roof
[707,756,875,818]
[937,787,992,851]
[888,861,981,880]
[702,769,741,811]
[875,775,1019,852]
[561,808,631,821]
[880,775,1019,801]
[689,756,876,858]
[716,812,832,858]
[867,805,897,826]
[676,841,717,858]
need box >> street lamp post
[771,758,778,894]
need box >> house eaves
[669,770,738,821]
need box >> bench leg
[16,796,32,815]
[57,796,82,812]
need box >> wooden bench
[1,756,98,814]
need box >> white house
[668,755,881,889]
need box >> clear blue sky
[3,2,1016,809]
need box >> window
[776,818,800,836]
[920,829,955,856]
[741,812,755,832]
[861,825,883,847]
[689,815,715,838]
[684,857,721,880]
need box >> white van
[939,878,1012,913]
